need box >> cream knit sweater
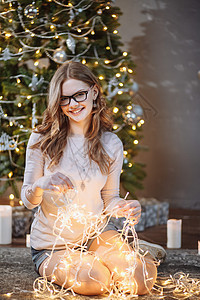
[21,131,123,250]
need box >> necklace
[69,138,91,191]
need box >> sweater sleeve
[21,132,44,210]
[101,133,124,214]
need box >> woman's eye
[75,92,85,97]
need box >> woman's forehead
[61,79,89,95]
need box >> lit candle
[167,219,182,248]
[0,205,12,244]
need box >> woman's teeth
[70,108,83,114]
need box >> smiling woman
[21,61,157,296]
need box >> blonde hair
[31,61,113,174]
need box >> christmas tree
[0,0,146,204]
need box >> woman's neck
[69,119,89,136]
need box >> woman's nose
[69,97,78,108]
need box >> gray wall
[115,0,200,209]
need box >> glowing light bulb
[133,140,139,145]
[112,14,117,18]
[85,21,90,25]
[17,103,22,107]
[15,148,20,153]
[9,121,13,126]
[27,95,32,99]
[128,163,132,167]
[77,28,81,33]
[127,105,132,110]
[55,34,59,39]
[0,96,3,100]
[103,26,108,31]
[106,6,110,9]
[113,30,118,34]
[18,48,23,52]
[128,69,133,73]
[116,73,121,78]
[113,107,119,113]
[113,125,118,130]
[19,200,23,206]
[140,119,145,124]
[104,60,110,64]
[123,151,128,156]
[99,75,104,80]
[132,125,136,130]
[36,49,40,54]
[119,83,123,87]
[17,78,21,84]
[8,171,13,178]
[34,60,39,66]
[137,122,142,127]
[5,32,12,38]
[50,25,55,30]
[31,33,35,37]
[6,293,12,297]
[94,61,99,65]
[9,194,14,200]
[68,2,73,6]
[121,169,124,173]
[123,51,128,56]
[118,91,123,95]
[121,67,127,72]
[68,22,72,27]
[8,18,13,23]
[106,46,110,50]
[82,59,86,64]
[91,30,95,35]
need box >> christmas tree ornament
[53,48,67,63]
[32,103,38,128]
[29,74,44,91]
[131,81,139,92]
[24,3,38,19]
[122,104,143,125]
[0,133,17,151]
[24,3,39,19]
[66,34,76,54]
[0,48,14,61]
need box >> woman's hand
[32,172,74,194]
[114,199,141,224]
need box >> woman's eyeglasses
[60,86,93,106]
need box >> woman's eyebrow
[62,88,87,97]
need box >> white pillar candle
[167,219,182,248]
[26,234,30,247]
[0,205,12,245]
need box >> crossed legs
[38,230,157,296]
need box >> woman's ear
[93,85,99,100]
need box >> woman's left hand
[114,199,141,224]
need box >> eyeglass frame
[59,85,94,106]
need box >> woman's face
[60,79,97,126]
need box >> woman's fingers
[51,172,74,192]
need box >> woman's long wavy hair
[31,61,113,174]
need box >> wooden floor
[1,208,200,250]
[138,208,200,249]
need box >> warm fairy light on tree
[113,107,119,113]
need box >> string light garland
[8,190,196,299]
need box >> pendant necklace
[69,139,91,191]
